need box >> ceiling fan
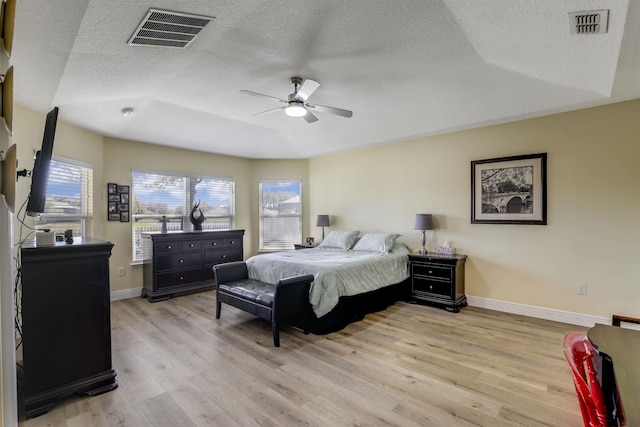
[240,77,353,123]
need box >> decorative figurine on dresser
[141,229,245,302]
[408,252,467,312]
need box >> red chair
[562,332,625,427]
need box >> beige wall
[309,99,640,318]
[10,100,640,317]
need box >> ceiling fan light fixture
[285,103,307,117]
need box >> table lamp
[316,214,330,240]
[414,214,433,254]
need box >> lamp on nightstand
[414,214,433,254]
[316,214,330,240]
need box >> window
[259,180,302,250]
[132,171,235,261]
[35,158,93,238]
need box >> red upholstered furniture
[562,332,625,427]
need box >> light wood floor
[20,291,586,426]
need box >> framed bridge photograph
[471,153,547,225]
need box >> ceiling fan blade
[239,90,287,103]
[306,103,353,118]
[253,106,286,117]
[303,110,319,123]
[294,79,320,102]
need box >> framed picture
[107,183,130,221]
[471,153,547,225]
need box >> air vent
[569,10,609,35]
[128,9,215,48]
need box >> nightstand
[408,253,467,312]
[294,243,317,250]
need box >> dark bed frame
[296,278,412,335]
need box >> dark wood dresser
[141,230,244,302]
[20,237,117,419]
[408,253,467,312]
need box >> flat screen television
[26,107,58,217]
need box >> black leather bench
[213,261,314,347]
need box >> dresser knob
[429,285,433,290]
[429,270,433,274]
[222,254,226,258]
[180,276,184,280]
[179,259,184,263]
[167,245,172,249]
[189,243,194,247]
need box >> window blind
[35,158,93,237]
[132,171,235,261]
[259,180,302,250]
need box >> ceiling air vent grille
[128,9,215,48]
[569,10,609,35]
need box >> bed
[246,231,411,334]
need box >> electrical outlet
[118,267,125,277]
[576,282,587,295]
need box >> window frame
[131,169,235,262]
[34,156,94,238]
[259,180,302,251]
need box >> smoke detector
[569,10,609,35]
[128,9,215,48]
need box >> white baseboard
[466,295,610,327]
[108,288,610,328]
[111,287,143,302]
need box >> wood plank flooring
[19,291,586,426]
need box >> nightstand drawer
[413,279,451,297]
[412,263,451,280]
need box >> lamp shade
[414,214,433,231]
[316,214,330,227]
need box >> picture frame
[107,183,131,221]
[471,153,547,225]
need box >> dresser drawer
[157,252,202,271]
[155,241,180,254]
[156,268,203,289]
[412,263,451,280]
[181,240,202,252]
[204,248,242,265]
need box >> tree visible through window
[131,171,235,261]
[259,180,301,250]
[35,158,93,238]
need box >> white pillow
[318,230,360,250]
[352,233,401,253]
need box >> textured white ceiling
[10,0,640,159]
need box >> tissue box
[436,246,456,255]
[35,231,55,246]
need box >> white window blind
[35,158,93,237]
[259,180,302,250]
[132,171,235,261]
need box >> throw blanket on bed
[246,243,410,318]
